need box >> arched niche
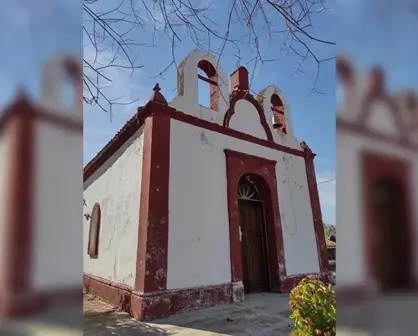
[257,85,299,148]
[42,53,82,119]
[170,49,229,124]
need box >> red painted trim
[224,149,286,292]
[84,274,142,318]
[84,273,326,321]
[337,118,418,152]
[197,60,219,111]
[2,102,35,301]
[302,149,329,275]
[166,108,303,156]
[1,287,81,318]
[84,109,148,181]
[87,203,101,258]
[281,272,330,293]
[34,108,83,132]
[84,102,307,183]
[198,74,218,86]
[84,274,237,321]
[223,90,274,141]
[136,104,171,293]
[361,152,414,285]
[337,285,373,305]
[1,95,82,133]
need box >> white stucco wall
[337,128,418,287]
[228,100,268,140]
[32,121,83,290]
[167,119,319,290]
[169,49,229,125]
[83,128,144,288]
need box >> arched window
[197,60,219,110]
[88,203,101,258]
[270,94,287,135]
[237,175,260,200]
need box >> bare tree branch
[83,0,334,113]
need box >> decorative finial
[300,141,312,153]
[149,83,168,105]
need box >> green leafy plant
[289,275,336,336]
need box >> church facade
[83,49,329,320]
[337,56,418,300]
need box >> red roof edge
[83,105,149,182]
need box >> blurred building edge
[336,56,418,304]
[0,54,83,319]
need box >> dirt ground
[83,293,117,317]
[83,292,294,336]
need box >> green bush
[289,275,336,336]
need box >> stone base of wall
[84,272,329,321]
[0,287,81,318]
[281,271,332,293]
[83,274,242,321]
[337,284,373,305]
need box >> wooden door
[238,199,270,294]
[372,178,412,291]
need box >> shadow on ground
[337,291,418,335]
[85,312,172,335]
[84,293,293,336]
[0,327,31,336]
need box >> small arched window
[197,60,219,110]
[87,203,101,259]
[270,94,287,135]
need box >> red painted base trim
[84,273,330,320]
[140,282,234,321]
[84,274,241,321]
[337,285,374,305]
[280,272,331,293]
[0,287,81,318]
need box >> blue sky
[0,0,339,224]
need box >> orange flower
[307,274,315,279]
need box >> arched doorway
[370,177,413,292]
[237,174,271,294]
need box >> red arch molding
[224,149,286,292]
[223,90,274,142]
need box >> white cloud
[83,44,148,115]
[316,171,336,225]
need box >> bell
[272,114,282,129]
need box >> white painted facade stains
[83,128,144,287]
[32,121,83,290]
[167,120,319,289]
[228,100,268,140]
[83,49,322,299]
